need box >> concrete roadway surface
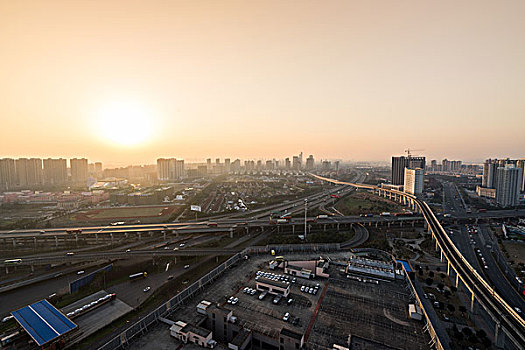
[448,224,525,315]
[474,224,525,312]
[0,265,105,317]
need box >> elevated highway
[312,174,525,350]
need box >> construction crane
[404,149,424,159]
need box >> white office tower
[404,168,424,195]
[495,164,522,207]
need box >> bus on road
[129,272,148,281]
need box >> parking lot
[127,251,428,350]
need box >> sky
[1,0,524,167]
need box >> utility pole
[304,199,308,241]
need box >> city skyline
[2,1,525,165]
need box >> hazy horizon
[2,1,524,165]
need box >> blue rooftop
[397,259,413,273]
[11,299,77,347]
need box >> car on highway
[66,252,74,256]
[77,270,85,275]
[167,275,174,280]
[39,230,45,234]
[184,264,190,269]
[143,286,151,292]
[126,249,131,253]
[173,247,179,251]
[283,312,290,322]
[179,243,185,247]
[515,307,522,314]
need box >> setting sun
[97,101,154,146]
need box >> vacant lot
[72,205,182,222]
[334,191,402,215]
[502,241,525,265]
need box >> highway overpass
[312,174,525,350]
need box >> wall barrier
[70,264,113,294]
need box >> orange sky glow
[1,1,524,166]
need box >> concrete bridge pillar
[34,237,37,249]
[75,234,78,244]
[95,233,98,244]
[174,256,177,265]
[230,228,234,238]
[292,225,295,234]
[55,236,58,248]
[12,238,16,248]
[5,266,8,275]
[323,224,327,232]
[337,223,340,232]
[163,231,166,241]
[138,232,141,241]
[31,264,34,272]
[494,322,505,349]
[110,233,114,245]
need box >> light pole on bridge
[304,199,308,241]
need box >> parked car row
[242,287,257,295]
[255,271,294,284]
[227,296,238,305]
[300,283,320,295]
[65,293,115,318]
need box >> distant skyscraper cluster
[156,152,341,181]
[478,158,524,207]
[428,158,480,175]
[0,157,99,190]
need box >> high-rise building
[15,158,43,187]
[94,162,103,178]
[430,160,437,172]
[391,156,425,185]
[285,158,291,170]
[292,156,301,170]
[224,158,231,173]
[43,158,67,185]
[0,158,17,191]
[157,158,185,181]
[517,159,525,193]
[70,158,89,184]
[404,168,424,195]
[495,164,522,207]
[305,155,315,171]
[265,160,274,170]
[231,159,241,173]
[321,160,331,171]
[482,159,498,188]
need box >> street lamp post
[304,199,308,241]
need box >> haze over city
[2,0,525,166]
